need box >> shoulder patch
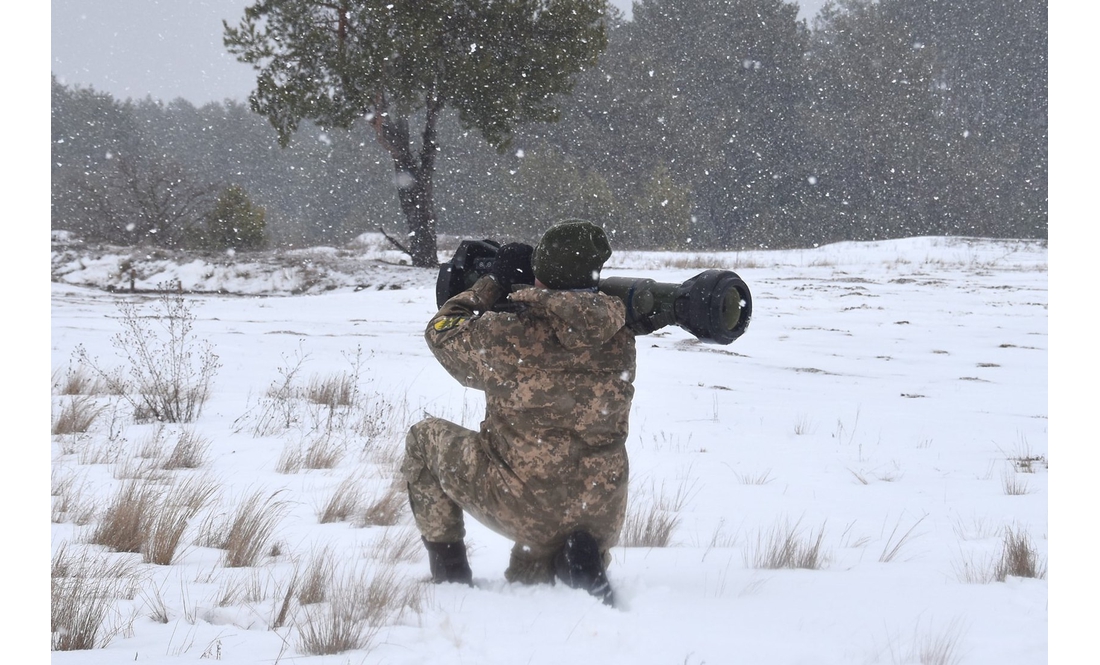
[433,316,468,332]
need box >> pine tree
[225,0,609,267]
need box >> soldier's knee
[406,417,434,450]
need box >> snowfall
[47,233,1055,664]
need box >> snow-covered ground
[49,235,1050,664]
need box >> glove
[488,243,535,292]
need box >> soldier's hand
[488,243,535,292]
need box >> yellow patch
[433,316,467,331]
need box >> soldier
[402,219,636,606]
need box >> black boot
[423,538,473,585]
[554,530,614,606]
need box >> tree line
[51,0,1046,260]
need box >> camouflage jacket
[425,275,636,508]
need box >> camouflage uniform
[403,275,636,582]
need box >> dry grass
[278,435,345,473]
[746,517,828,570]
[86,476,216,563]
[367,528,423,564]
[355,393,408,444]
[879,514,926,563]
[621,499,680,547]
[358,482,406,527]
[52,470,96,525]
[73,287,221,424]
[621,477,696,547]
[206,489,289,568]
[111,455,170,482]
[298,547,337,605]
[88,481,161,553]
[318,476,365,524]
[994,527,1046,581]
[136,426,169,459]
[53,395,104,436]
[275,441,303,474]
[955,526,1046,583]
[317,476,405,526]
[51,543,139,651]
[1001,470,1030,495]
[364,437,404,470]
[144,476,218,565]
[140,584,171,624]
[1000,435,1047,473]
[697,520,739,561]
[951,516,999,541]
[885,618,967,665]
[303,434,346,470]
[55,364,101,395]
[78,438,127,466]
[216,568,274,607]
[163,429,210,469]
[306,372,357,408]
[295,561,425,655]
[953,552,997,584]
[734,468,773,485]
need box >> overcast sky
[51,0,828,105]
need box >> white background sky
[49,0,829,105]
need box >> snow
[49,235,1051,664]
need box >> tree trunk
[370,94,443,268]
[393,165,438,268]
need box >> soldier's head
[532,219,612,290]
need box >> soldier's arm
[424,276,506,391]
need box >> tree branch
[378,226,410,254]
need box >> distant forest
[51,0,1046,254]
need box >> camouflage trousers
[402,416,624,584]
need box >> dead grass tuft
[88,481,161,554]
[78,439,126,466]
[298,547,337,605]
[216,568,274,607]
[995,527,1046,581]
[879,514,927,563]
[884,618,967,665]
[1001,469,1030,496]
[955,526,1046,584]
[162,429,210,469]
[136,426,169,459]
[735,469,773,485]
[620,477,695,547]
[208,489,289,568]
[302,434,345,470]
[111,456,170,482]
[55,364,101,395]
[53,396,104,436]
[746,517,828,570]
[358,482,406,527]
[621,499,680,548]
[275,441,303,474]
[51,543,140,650]
[278,435,346,473]
[367,528,423,564]
[306,372,357,408]
[318,476,365,524]
[52,470,96,525]
[295,561,425,655]
[144,476,218,565]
